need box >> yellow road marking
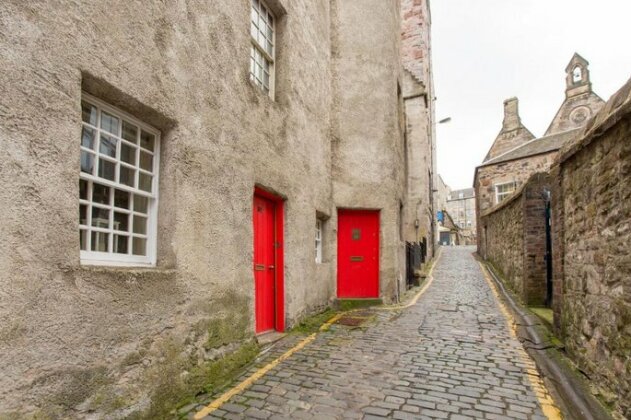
[478,262,563,420]
[193,312,343,419]
[377,246,442,311]
[193,251,441,419]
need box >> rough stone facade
[544,53,605,136]
[483,97,535,162]
[401,0,437,258]
[552,79,631,417]
[479,173,551,305]
[0,1,432,417]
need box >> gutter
[482,262,612,420]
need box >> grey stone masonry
[187,247,555,419]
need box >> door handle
[268,265,275,269]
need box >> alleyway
[191,247,558,420]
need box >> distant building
[474,53,605,247]
[446,188,476,244]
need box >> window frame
[494,181,516,204]
[79,93,161,267]
[250,0,276,97]
[315,219,323,264]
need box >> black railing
[405,241,425,288]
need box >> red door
[337,210,380,298]
[253,195,276,333]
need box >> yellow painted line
[194,250,441,419]
[377,246,442,311]
[193,312,343,419]
[478,262,563,420]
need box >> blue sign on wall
[437,211,444,222]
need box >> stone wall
[400,0,437,257]
[480,173,551,306]
[475,152,556,248]
[554,81,631,417]
[0,0,416,417]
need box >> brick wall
[480,173,551,305]
[555,96,631,416]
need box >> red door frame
[253,187,285,332]
[337,209,380,298]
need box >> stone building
[446,187,476,244]
[401,0,437,259]
[479,76,631,419]
[0,1,434,417]
[475,53,604,246]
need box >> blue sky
[432,0,631,189]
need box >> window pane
[92,183,110,204]
[81,127,95,149]
[114,189,130,209]
[119,166,136,187]
[114,234,129,254]
[132,237,146,256]
[133,215,147,234]
[100,134,117,158]
[114,212,129,232]
[81,151,95,174]
[120,143,136,165]
[138,173,152,193]
[91,207,110,228]
[98,158,116,181]
[79,179,88,200]
[91,231,109,252]
[80,229,88,251]
[140,130,154,151]
[122,121,138,143]
[101,111,120,135]
[139,151,153,172]
[80,204,88,225]
[134,195,148,214]
[81,101,97,125]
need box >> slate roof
[481,128,582,166]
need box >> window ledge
[247,79,280,106]
[78,265,176,275]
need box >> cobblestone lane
[192,247,555,420]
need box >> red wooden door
[253,195,276,333]
[337,210,380,298]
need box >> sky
[431,0,631,190]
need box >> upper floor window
[315,219,323,263]
[495,181,516,204]
[80,94,160,266]
[250,0,275,96]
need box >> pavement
[188,246,560,420]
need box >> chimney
[502,97,521,131]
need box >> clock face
[570,106,590,124]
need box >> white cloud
[432,0,631,189]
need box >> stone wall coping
[557,75,631,165]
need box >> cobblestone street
[190,247,558,420]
